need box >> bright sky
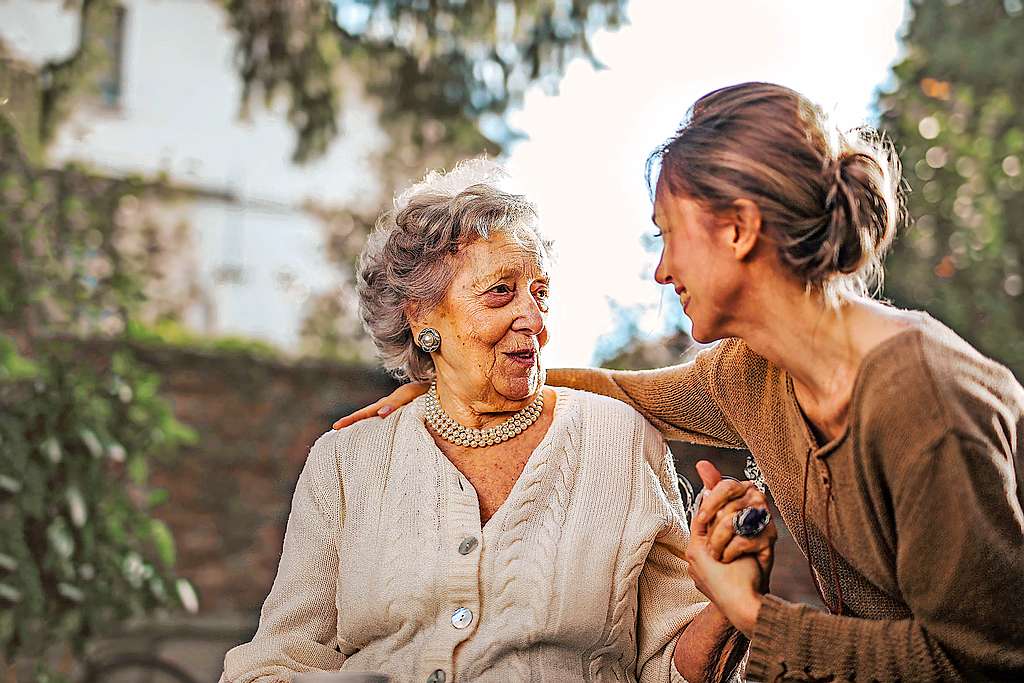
[504,0,908,367]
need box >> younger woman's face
[652,176,744,343]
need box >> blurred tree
[878,0,1024,378]
[223,0,627,162]
[0,115,197,677]
[40,0,626,164]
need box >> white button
[451,606,473,629]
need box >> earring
[416,327,441,353]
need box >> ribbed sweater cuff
[745,594,801,682]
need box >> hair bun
[816,130,901,285]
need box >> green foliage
[0,114,196,670]
[0,342,196,662]
[223,0,628,161]
[126,319,284,361]
[879,0,1024,377]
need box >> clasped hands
[686,460,778,639]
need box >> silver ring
[733,506,771,538]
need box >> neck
[729,281,867,406]
[432,375,539,430]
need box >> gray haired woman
[220,161,775,683]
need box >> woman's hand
[685,513,766,639]
[332,382,430,429]
[684,460,777,638]
[694,460,777,575]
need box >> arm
[222,433,347,682]
[635,421,748,683]
[547,343,744,448]
[745,432,1024,682]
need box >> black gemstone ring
[733,506,771,538]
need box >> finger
[707,500,752,559]
[695,460,722,491]
[395,381,429,400]
[707,488,774,556]
[721,520,776,563]
[689,494,712,540]
[720,534,763,563]
[332,400,390,429]
[696,479,752,525]
[713,513,775,563]
[709,487,769,528]
[331,382,430,429]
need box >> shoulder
[560,386,663,439]
[712,336,781,399]
[312,402,420,475]
[557,387,671,467]
[855,315,1024,462]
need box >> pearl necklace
[424,382,543,448]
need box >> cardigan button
[427,670,446,683]
[451,606,473,629]
[458,536,478,555]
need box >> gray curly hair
[357,159,551,382]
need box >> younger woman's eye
[652,230,663,238]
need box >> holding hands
[686,460,777,638]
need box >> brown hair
[649,82,903,304]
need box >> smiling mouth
[505,350,537,367]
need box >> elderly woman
[220,161,775,683]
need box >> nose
[654,251,672,286]
[511,291,545,336]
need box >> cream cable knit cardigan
[221,388,708,683]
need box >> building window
[90,5,126,108]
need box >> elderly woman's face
[424,230,550,405]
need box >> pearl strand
[424,382,543,448]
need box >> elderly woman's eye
[490,284,513,294]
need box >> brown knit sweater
[549,313,1024,681]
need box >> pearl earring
[416,327,441,353]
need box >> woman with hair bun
[337,82,1024,681]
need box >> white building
[0,0,391,352]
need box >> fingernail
[378,406,392,416]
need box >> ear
[404,303,426,336]
[729,199,762,261]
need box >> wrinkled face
[420,229,550,406]
[652,176,741,343]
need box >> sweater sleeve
[745,431,1024,681]
[222,433,347,683]
[634,419,711,683]
[547,342,744,448]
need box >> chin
[689,320,727,345]
[497,366,545,402]
[690,328,713,344]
